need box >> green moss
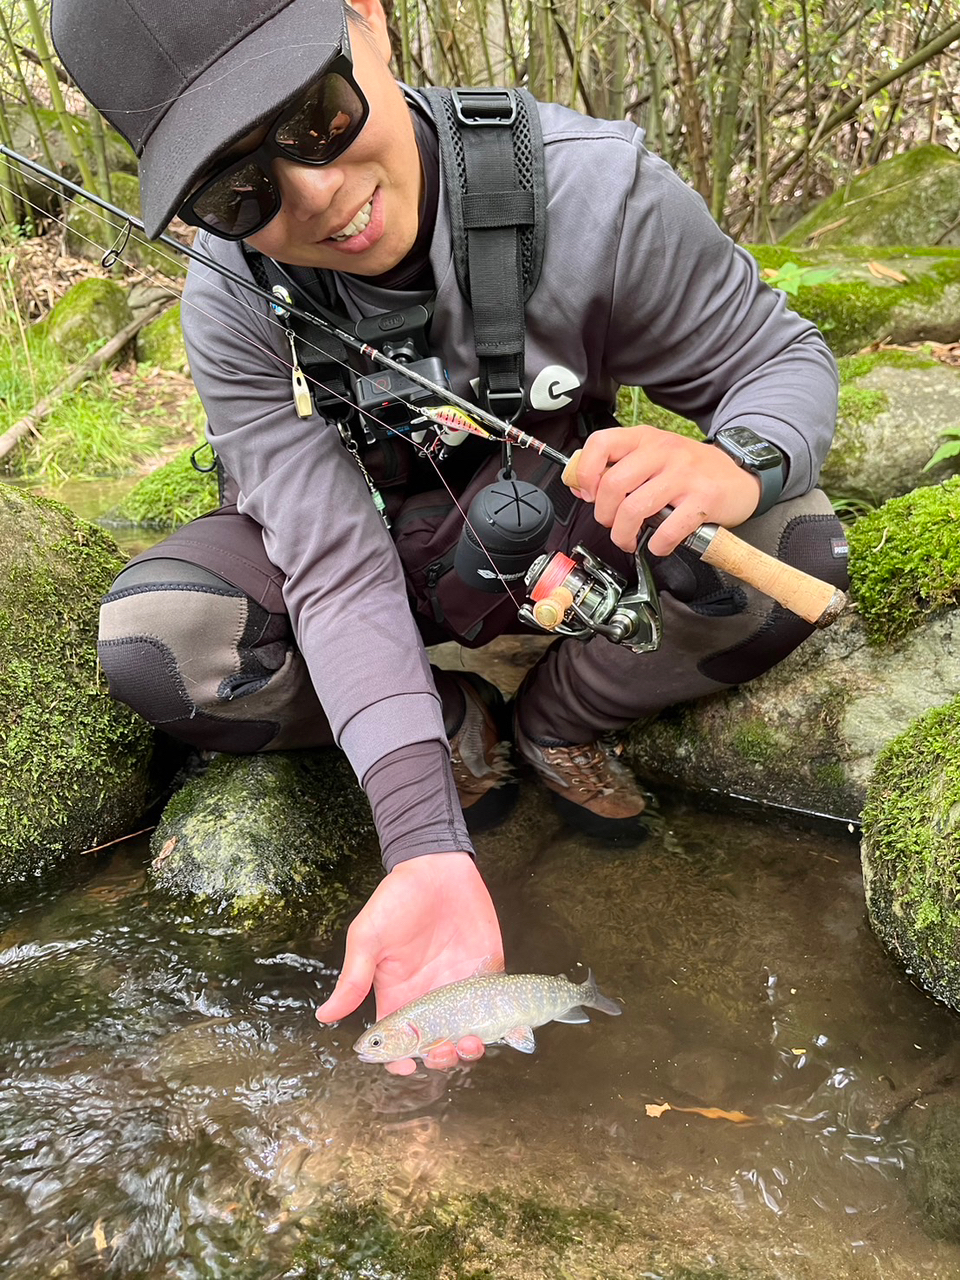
[836,385,888,428]
[730,721,783,765]
[847,478,960,644]
[617,385,702,439]
[0,484,154,877]
[135,302,189,374]
[836,350,937,383]
[293,1192,625,1280]
[862,697,960,993]
[110,444,218,528]
[32,277,131,363]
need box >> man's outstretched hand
[315,851,503,1075]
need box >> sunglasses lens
[275,72,366,162]
[190,160,280,238]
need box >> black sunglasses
[178,50,370,241]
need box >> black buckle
[451,88,517,127]
[484,387,525,422]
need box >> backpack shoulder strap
[421,86,546,422]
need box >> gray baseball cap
[51,0,347,239]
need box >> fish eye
[368,1034,382,1047]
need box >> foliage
[760,261,838,295]
[923,427,960,473]
[847,478,960,644]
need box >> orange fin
[472,954,506,976]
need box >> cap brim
[138,0,344,239]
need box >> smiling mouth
[329,197,373,241]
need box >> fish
[353,969,621,1063]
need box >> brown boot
[514,716,651,841]
[444,672,517,832]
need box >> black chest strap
[422,86,546,422]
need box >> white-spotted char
[352,970,621,1063]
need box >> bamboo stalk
[0,6,58,176]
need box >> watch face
[719,427,783,470]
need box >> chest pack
[243,85,547,440]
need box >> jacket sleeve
[180,239,450,786]
[604,143,838,498]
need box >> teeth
[331,198,373,241]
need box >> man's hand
[569,424,763,557]
[315,852,503,1075]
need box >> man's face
[238,0,422,274]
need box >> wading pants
[96,490,849,752]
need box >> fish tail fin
[580,968,622,1016]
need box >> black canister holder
[454,471,555,593]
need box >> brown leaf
[645,1100,756,1124]
[867,260,908,283]
[153,836,178,867]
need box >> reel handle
[561,449,847,629]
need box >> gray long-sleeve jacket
[180,93,838,857]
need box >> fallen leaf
[153,836,178,867]
[867,260,908,283]
[93,1220,108,1252]
[791,1048,807,1055]
[645,1101,756,1123]
[807,216,850,245]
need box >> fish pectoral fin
[554,1005,590,1024]
[502,1025,537,1053]
[471,954,507,976]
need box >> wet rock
[861,696,960,1009]
[134,301,189,374]
[0,484,154,880]
[625,480,960,823]
[822,352,960,505]
[149,749,380,930]
[744,244,960,355]
[781,145,960,249]
[32,276,131,363]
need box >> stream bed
[2,793,959,1279]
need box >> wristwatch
[711,426,786,518]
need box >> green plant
[761,262,840,296]
[923,426,960,472]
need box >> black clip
[190,442,218,474]
[451,88,517,127]
[101,218,132,269]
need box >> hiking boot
[514,716,651,841]
[445,672,517,832]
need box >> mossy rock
[32,276,132,364]
[135,302,189,374]
[64,173,185,279]
[616,384,702,439]
[149,749,380,929]
[0,483,154,880]
[861,696,960,1009]
[106,444,218,529]
[820,351,960,505]
[781,145,960,249]
[847,477,960,645]
[744,245,960,355]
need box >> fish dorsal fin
[502,1025,536,1053]
[554,1005,590,1024]
[472,954,506,976]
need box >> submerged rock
[149,749,380,930]
[905,1096,960,1244]
[0,483,154,880]
[861,697,960,1009]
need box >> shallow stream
[2,794,960,1279]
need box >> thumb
[315,939,377,1023]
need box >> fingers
[315,927,377,1023]
[386,1057,419,1076]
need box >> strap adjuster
[451,88,517,127]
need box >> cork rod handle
[561,449,847,629]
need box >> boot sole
[548,791,652,845]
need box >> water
[2,799,959,1279]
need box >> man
[52,0,847,1075]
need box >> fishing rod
[0,144,848,646]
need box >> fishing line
[0,160,524,593]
